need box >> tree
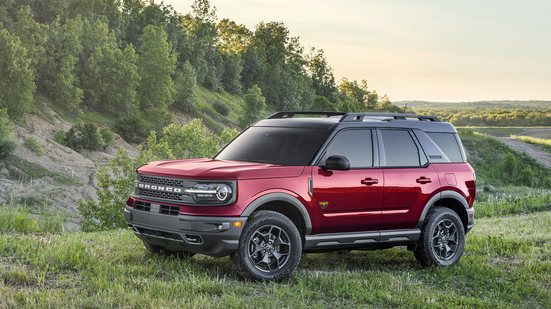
[0,29,35,118]
[40,16,84,114]
[137,24,176,131]
[239,85,266,128]
[307,48,337,101]
[174,60,198,112]
[0,109,16,159]
[310,95,337,111]
[220,53,242,94]
[217,18,251,55]
[13,6,46,72]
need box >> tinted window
[322,129,372,168]
[427,133,464,162]
[215,127,329,166]
[380,130,420,167]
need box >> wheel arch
[417,190,470,232]
[241,193,312,237]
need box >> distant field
[463,127,551,139]
[400,100,551,109]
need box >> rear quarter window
[427,132,464,162]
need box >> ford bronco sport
[124,111,475,281]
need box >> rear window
[427,133,464,162]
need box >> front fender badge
[319,201,329,209]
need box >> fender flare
[416,190,469,228]
[241,192,312,235]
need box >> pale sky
[165,0,551,102]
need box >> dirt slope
[0,108,136,230]
[498,137,551,169]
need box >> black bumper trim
[124,207,246,257]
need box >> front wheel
[414,207,465,266]
[231,210,302,281]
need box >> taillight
[126,197,135,207]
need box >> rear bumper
[123,206,246,257]
[466,208,474,233]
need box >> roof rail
[268,111,346,119]
[339,113,440,122]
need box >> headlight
[185,183,233,204]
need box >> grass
[0,205,65,234]
[0,207,550,307]
[459,129,551,188]
[4,155,76,185]
[23,137,44,156]
[510,135,551,153]
[475,187,551,218]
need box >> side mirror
[322,155,351,171]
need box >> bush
[0,109,15,159]
[213,100,230,116]
[63,123,106,151]
[116,115,148,143]
[24,137,44,155]
[0,205,65,233]
[99,127,113,147]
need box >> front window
[215,127,329,166]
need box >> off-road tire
[231,210,302,281]
[143,242,195,259]
[414,207,465,267]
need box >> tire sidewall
[423,208,465,266]
[236,211,302,281]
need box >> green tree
[220,53,242,94]
[137,24,176,111]
[310,95,337,111]
[239,85,266,128]
[40,16,84,113]
[307,48,337,102]
[13,6,46,72]
[174,60,198,112]
[0,29,35,118]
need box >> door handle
[416,177,432,184]
[361,178,378,185]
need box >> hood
[137,158,305,180]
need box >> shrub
[213,100,230,116]
[63,123,106,151]
[116,115,148,143]
[24,137,44,155]
[99,127,113,147]
[0,109,15,159]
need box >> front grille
[138,188,184,201]
[136,226,183,241]
[160,205,180,216]
[138,175,187,187]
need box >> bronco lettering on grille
[136,182,183,193]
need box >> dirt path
[498,137,551,169]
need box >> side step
[304,229,420,251]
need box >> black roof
[254,111,457,133]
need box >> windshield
[215,126,330,166]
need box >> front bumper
[123,206,246,257]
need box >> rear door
[377,129,440,230]
[312,129,383,233]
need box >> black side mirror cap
[322,155,351,171]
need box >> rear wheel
[414,207,465,266]
[143,242,195,259]
[231,210,302,281]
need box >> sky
[164,0,551,102]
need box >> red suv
[124,112,475,281]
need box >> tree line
[0,0,399,142]
[416,108,551,126]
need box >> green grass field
[1,206,550,308]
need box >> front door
[312,129,383,233]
